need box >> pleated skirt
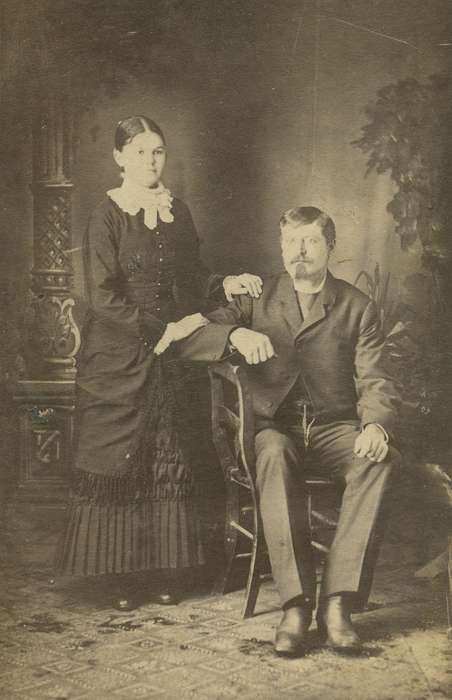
[56,497,204,576]
[56,347,209,578]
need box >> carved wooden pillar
[30,96,80,378]
[12,96,79,501]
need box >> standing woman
[56,116,262,609]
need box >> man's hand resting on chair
[229,328,276,365]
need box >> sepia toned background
[1,1,450,295]
[0,2,451,698]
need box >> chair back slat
[219,405,241,435]
[209,371,237,474]
[234,365,257,483]
[208,362,256,488]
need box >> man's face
[280,221,331,282]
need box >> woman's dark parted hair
[279,206,336,249]
[115,116,166,151]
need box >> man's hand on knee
[354,424,389,463]
[229,328,276,365]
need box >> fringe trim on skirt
[67,467,194,506]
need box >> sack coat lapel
[276,271,337,340]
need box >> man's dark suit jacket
[179,270,400,438]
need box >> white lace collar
[107,178,174,230]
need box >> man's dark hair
[279,206,336,249]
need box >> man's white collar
[293,274,327,295]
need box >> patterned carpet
[0,548,450,700]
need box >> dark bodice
[120,211,178,324]
[75,194,223,475]
[81,195,223,352]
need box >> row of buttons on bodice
[126,226,172,315]
[155,229,163,312]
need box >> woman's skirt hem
[55,498,205,577]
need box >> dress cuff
[362,423,389,443]
[227,327,242,352]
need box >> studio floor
[0,502,450,700]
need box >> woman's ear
[113,148,124,169]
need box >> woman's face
[114,131,167,188]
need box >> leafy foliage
[355,265,452,461]
[354,263,395,335]
[353,74,450,258]
[354,75,452,460]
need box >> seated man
[157,206,401,657]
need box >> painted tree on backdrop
[353,73,452,464]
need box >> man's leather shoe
[274,606,312,657]
[155,591,179,606]
[114,597,136,612]
[317,595,362,652]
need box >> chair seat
[304,474,335,485]
[231,469,334,488]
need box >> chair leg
[447,535,452,638]
[212,480,240,596]
[241,517,264,619]
[241,546,262,618]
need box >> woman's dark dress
[57,195,222,576]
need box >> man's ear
[113,148,124,168]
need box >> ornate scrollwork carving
[31,295,81,370]
[33,428,62,465]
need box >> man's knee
[255,429,297,462]
[376,445,402,493]
[368,445,402,481]
[386,445,402,468]
[255,429,300,486]
[345,444,401,494]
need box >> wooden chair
[208,360,338,619]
